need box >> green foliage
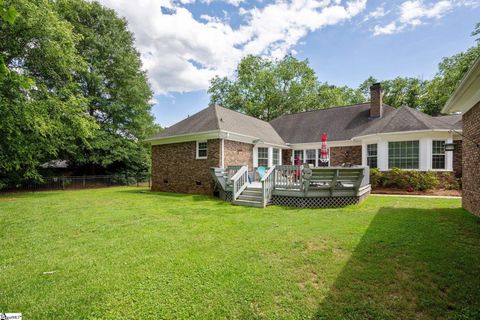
[55,0,155,173]
[421,44,480,115]
[209,55,319,120]
[372,168,440,191]
[437,172,461,190]
[369,168,383,188]
[0,0,96,184]
[0,0,154,187]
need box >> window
[196,141,207,159]
[272,148,280,165]
[388,140,419,169]
[257,147,268,167]
[432,140,446,169]
[305,149,316,166]
[367,144,378,168]
[293,150,303,164]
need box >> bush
[437,172,461,190]
[369,168,383,188]
[370,168,441,191]
[382,168,408,189]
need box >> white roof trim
[442,56,480,114]
[351,129,461,141]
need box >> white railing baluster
[231,166,248,201]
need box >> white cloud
[373,0,474,36]
[98,0,366,94]
[362,5,387,22]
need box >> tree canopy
[0,0,154,187]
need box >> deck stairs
[233,185,264,208]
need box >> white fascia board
[352,129,461,141]
[148,130,221,145]
[288,140,361,149]
[220,130,288,149]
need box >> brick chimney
[370,83,383,118]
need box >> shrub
[407,171,439,191]
[437,172,461,190]
[370,168,440,191]
[369,168,383,188]
[382,168,408,189]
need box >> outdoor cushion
[257,166,267,179]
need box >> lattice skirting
[270,192,369,208]
[219,190,233,202]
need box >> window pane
[197,142,207,158]
[388,141,419,169]
[367,144,378,168]
[258,147,268,167]
[272,149,279,165]
[305,149,316,166]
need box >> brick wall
[151,139,220,195]
[462,101,480,216]
[329,146,362,166]
[282,149,292,165]
[223,140,253,169]
[452,140,462,178]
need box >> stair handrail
[231,166,248,201]
[261,166,275,207]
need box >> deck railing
[261,166,275,207]
[273,165,303,189]
[231,166,248,200]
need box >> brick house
[442,56,480,216]
[148,84,463,195]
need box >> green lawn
[1,188,479,319]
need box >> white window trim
[431,140,449,171]
[196,140,208,159]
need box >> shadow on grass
[313,207,480,320]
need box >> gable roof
[150,104,463,145]
[269,103,396,143]
[356,106,462,138]
[150,105,286,145]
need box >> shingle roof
[151,104,463,145]
[356,106,462,137]
[269,103,396,143]
[150,105,286,145]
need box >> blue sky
[98,0,480,127]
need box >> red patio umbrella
[295,155,301,177]
[319,132,328,166]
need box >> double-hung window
[367,144,378,168]
[196,141,207,159]
[305,149,316,166]
[388,140,419,169]
[432,140,446,169]
[272,148,280,166]
[257,147,269,167]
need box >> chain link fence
[0,174,151,193]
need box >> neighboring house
[442,56,480,216]
[148,84,462,195]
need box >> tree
[316,83,365,109]
[0,0,96,185]
[55,0,155,174]
[209,55,319,121]
[421,44,480,115]
[358,76,426,109]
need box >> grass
[0,187,479,319]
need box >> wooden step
[237,194,263,202]
[232,199,264,208]
[242,190,262,196]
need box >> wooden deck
[211,165,371,208]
